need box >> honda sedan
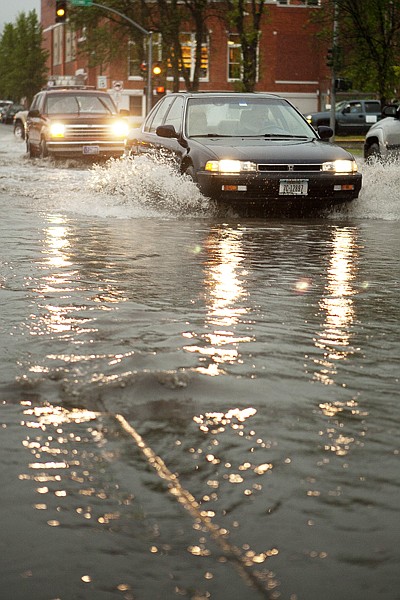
[125,92,361,212]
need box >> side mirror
[342,105,351,114]
[382,104,398,118]
[318,125,334,140]
[119,109,130,116]
[156,124,178,139]
[28,109,40,118]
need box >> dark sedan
[125,92,361,211]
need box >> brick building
[41,0,331,117]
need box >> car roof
[39,88,111,96]
[166,91,285,100]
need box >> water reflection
[184,227,253,376]
[313,227,357,386]
[311,226,368,457]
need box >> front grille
[64,124,113,140]
[257,163,322,172]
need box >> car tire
[184,165,197,182]
[14,121,25,140]
[365,142,381,161]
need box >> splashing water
[88,153,211,216]
[343,158,400,221]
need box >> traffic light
[152,63,162,76]
[335,78,352,92]
[326,47,334,68]
[55,0,67,23]
[140,62,147,75]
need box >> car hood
[191,136,354,163]
[367,116,397,135]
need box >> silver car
[364,104,400,160]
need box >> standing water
[0,127,399,600]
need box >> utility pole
[329,0,339,140]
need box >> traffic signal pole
[329,1,338,140]
[69,1,153,114]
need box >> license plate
[279,179,308,196]
[83,146,99,155]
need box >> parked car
[306,99,381,135]
[125,92,361,211]
[364,104,400,160]
[1,103,25,124]
[0,100,12,112]
[13,110,28,140]
[26,87,129,159]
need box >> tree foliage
[0,11,48,104]
[225,0,266,92]
[322,0,400,105]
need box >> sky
[0,0,41,33]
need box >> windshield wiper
[192,133,235,138]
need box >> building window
[276,0,321,5]
[168,33,209,81]
[227,34,242,81]
[128,34,162,79]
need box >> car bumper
[196,171,362,205]
[46,140,125,157]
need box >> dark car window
[348,102,362,113]
[145,96,176,133]
[365,102,381,113]
[164,97,184,132]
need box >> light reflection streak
[313,228,357,386]
[311,227,367,457]
[184,228,253,376]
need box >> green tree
[0,11,48,104]
[322,0,400,106]
[225,0,267,92]
[69,0,214,92]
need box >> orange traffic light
[56,0,67,23]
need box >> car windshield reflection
[186,97,315,139]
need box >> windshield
[186,97,315,138]
[46,94,116,115]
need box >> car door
[384,116,400,152]
[337,101,365,134]
[27,93,44,147]
[137,96,177,152]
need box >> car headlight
[322,159,358,174]
[111,120,129,138]
[205,160,257,173]
[49,122,66,137]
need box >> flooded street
[0,125,399,600]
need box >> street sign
[97,75,107,89]
[70,0,93,6]
[112,80,123,92]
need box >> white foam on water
[339,158,400,221]
[84,153,212,218]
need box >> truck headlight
[111,120,129,138]
[49,122,65,137]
